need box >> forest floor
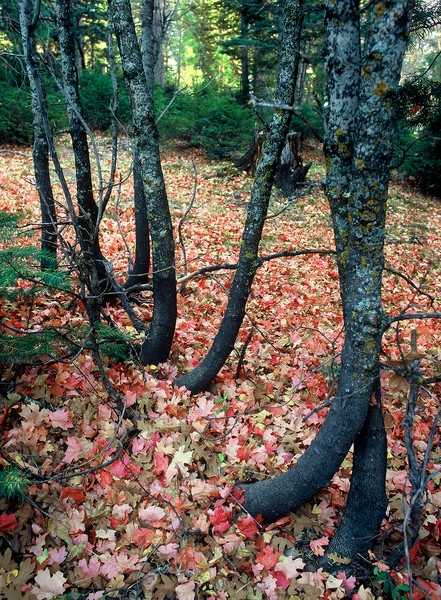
[0,137,440,600]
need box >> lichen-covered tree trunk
[141,0,166,85]
[19,0,57,271]
[323,0,411,562]
[175,0,304,394]
[54,0,109,308]
[240,0,411,564]
[110,0,177,365]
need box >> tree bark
[323,378,388,564]
[124,145,151,291]
[240,0,411,565]
[110,0,177,365]
[175,0,304,394]
[19,0,58,272]
[240,10,251,104]
[54,0,109,311]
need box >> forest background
[0,1,441,599]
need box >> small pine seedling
[0,466,30,500]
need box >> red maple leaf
[60,486,85,504]
[209,507,232,533]
[255,546,282,570]
[237,516,259,540]
[0,513,18,531]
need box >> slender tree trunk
[33,131,58,271]
[54,0,109,311]
[240,11,250,104]
[240,0,411,565]
[175,0,304,394]
[124,145,151,291]
[152,0,166,85]
[19,0,58,271]
[110,0,177,365]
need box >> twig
[103,261,147,333]
[387,312,441,328]
[250,94,324,142]
[235,327,255,379]
[176,248,335,285]
[178,154,198,292]
[0,150,31,158]
[386,330,440,583]
[384,266,435,306]
[114,173,134,272]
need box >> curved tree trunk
[240,0,411,565]
[324,378,388,565]
[19,0,57,272]
[110,0,177,365]
[175,0,304,394]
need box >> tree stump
[238,130,312,195]
[275,132,312,197]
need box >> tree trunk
[323,378,388,565]
[54,0,109,310]
[110,0,177,365]
[153,0,166,85]
[240,11,251,104]
[240,0,411,565]
[124,145,151,291]
[33,130,58,271]
[175,0,304,394]
[19,0,58,272]
[275,131,312,196]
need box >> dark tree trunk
[239,0,411,565]
[237,130,311,193]
[236,130,267,176]
[19,0,58,272]
[175,0,304,394]
[275,132,312,196]
[324,378,388,565]
[124,145,151,291]
[54,0,109,310]
[110,0,177,365]
[33,131,58,271]
[240,11,251,104]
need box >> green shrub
[156,85,256,159]
[79,69,132,130]
[291,100,325,143]
[0,71,68,143]
[0,211,73,364]
[45,79,68,132]
[0,80,33,144]
[395,75,441,196]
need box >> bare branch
[177,154,198,289]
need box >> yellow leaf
[327,552,352,565]
[6,570,18,584]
